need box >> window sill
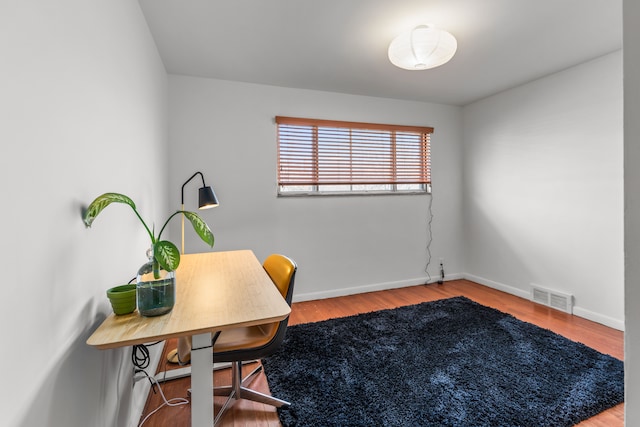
[277,190,431,198]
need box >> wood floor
[139,279,624,427]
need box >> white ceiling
[138,0,622,106]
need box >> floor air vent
[530,285,573,314]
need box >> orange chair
[211,254,297,424]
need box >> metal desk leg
[190,332,213,427]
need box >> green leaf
[183,211,215,247]
[154,240,180,272]
[84,193,136,227]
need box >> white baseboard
[292,273,463,303]
[463,273,624,331]
[573,306,624,331]
[463,273,531,300]
[293,272,624,331]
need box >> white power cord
[137,370,189,426]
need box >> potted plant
[83,192,214,316]
[105,282,137,315]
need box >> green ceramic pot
[106,284,137,315]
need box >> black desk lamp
[181,171,219,254]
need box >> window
[276,116,433,196]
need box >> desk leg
[191,332,213,427]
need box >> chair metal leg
[213,361,290,425]
[214,361,242,425]
[237,386,290,407]
[240,364,263,386]
[214,364,262,397]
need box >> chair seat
[214,322,278,354]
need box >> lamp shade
[198,186,219,209]
[388,25,457,71]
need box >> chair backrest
[263,254,297,306]
[258,254,296,354]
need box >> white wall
[462,51,624,329]
[624,0,640,422]
[168,76,464,301]
[1,2,627,425]
[1,1,168,426]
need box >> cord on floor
[137,369,189,426]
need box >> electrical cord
[137,369,189,426]
[132,342,189,426]
[425,189,434,284]
[131,342,163,389]
[132,345,151,370]
[131,341,161,369]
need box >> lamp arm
[181,171,206,204]
[181,171,205,254]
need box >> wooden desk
[87,250,291,427]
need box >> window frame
[276,116,433,197]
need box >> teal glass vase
[136,248,176,317]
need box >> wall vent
[530,284,573,314]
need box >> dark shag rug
[261,296,624,427]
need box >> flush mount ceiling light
[388,25,457,70]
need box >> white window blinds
[276,116,432,189]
